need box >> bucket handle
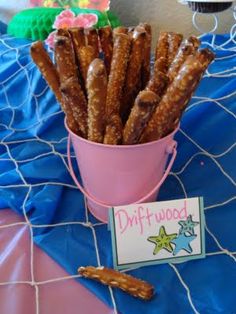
[67,134,177,208]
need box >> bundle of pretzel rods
[31,24,214,145]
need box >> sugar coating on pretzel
[85,28,99,58]
[98,26,113,75]
[113,26,128,35]
[78,266,154,301]
[103,114,123,145]
[120,26,147,123]
[31,41,62,103]
[167,35,200,83]
[140,23,152,89]
[54,36,88,137]
[87,59,107,143]
[77,45,97,86]
[105,33,131,119]
[68,27,86,50]
[145,71,169,97]
[61,77,88,138]
[155,31,169,73]
[195,48,215,70]
[123,90,160,145]
[167,32,183,67]
[54,35,78,83]
[56,28,70,37]
[140,54,209,143]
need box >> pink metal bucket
[66,120,178,223]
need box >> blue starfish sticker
[171,233,197,256]
[179,215,199,235]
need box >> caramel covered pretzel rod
[60,77,88,138]
[104,33,131,144]
[30,41,80,135]
[140,53,212,143]
[98,26,113,75]
[68,27,86,50]
[105,32,131,119]
[167,32,183,67]
[78,266,154,301]
[103,114,123,145]
[113,26,128,35]
[145,71,169,97]
[147,54,170,99]
[85,28,99,58]
[56,28,70,37]
[87,59,107,143]
[54,36,88,137]
[77,45,97,86]
[120,26,147,123]
[153,56,168,76]
[67,28,86,88]
[195,48,215,70]
[162,49,214,137]
[140,23,152,89]
[167,35,200,83]
[54,35,78,83]
[31,41,63,104]
[123,91,160,145]
[155,31,169,73]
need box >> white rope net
[0,15,236,314]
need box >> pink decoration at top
[45,9,98,48]
[30,0,110,10]
[29,0,44,6]
[79,0,110,11]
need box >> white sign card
[109,197,205,270]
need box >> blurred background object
[110,0,235,45]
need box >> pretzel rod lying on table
[140,48,214,143]
[30,41,80,135]
[78,266,154,301]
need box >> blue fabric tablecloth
[0,33,235,314]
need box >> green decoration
[7,7,121,41]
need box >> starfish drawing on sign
[171,233,197,256]
[147,226,177,255]
[178,214,199,235]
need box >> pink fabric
[0,209,112,314]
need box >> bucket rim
[65,117,179,149]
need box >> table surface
[0,32,235,314]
